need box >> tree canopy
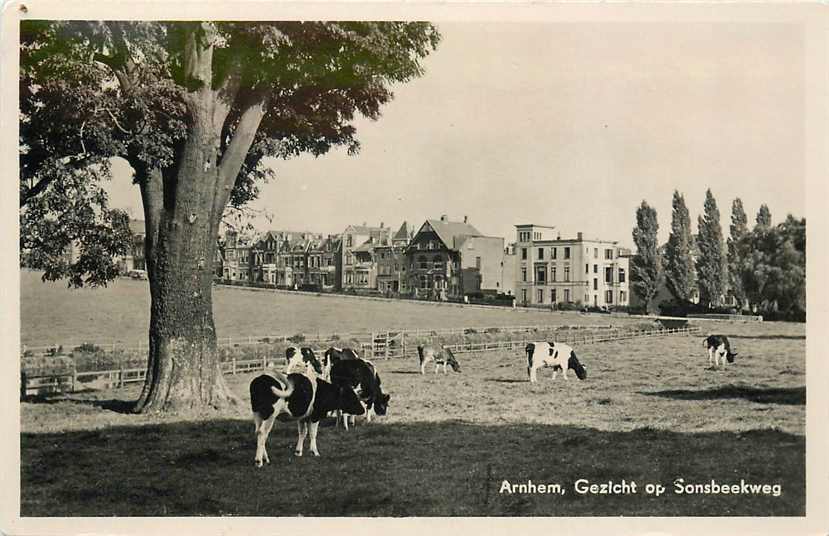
[695,189,726,308]
[664,190,695,303]
[631,200,661,312]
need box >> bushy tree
[631,201,661,312]
[695,189,726,308]
[727,198,748,307]
[664,191,696,302]
[738,215,805,320]
[20,21,440,412]
[756,204,772,229]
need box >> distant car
[128,269,148,280]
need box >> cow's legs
[420,360,426,375]
[255,413,276,467]
[308,421,321,456]
[295,421,308,456]
[550,368,557,380]
[708,347,715,367]
[561,368,568,380]
[529,365,538,383]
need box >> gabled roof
[422,219,483,250]
[392,221,411,242]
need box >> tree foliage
[737,215,805,320]
[664,190,696,302]
[631,201,661,311]
[727,198,748,306]
[756,204,772,229]
[695,189,726,308]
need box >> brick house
[375,222,412,295]
[339,223,391,290]
[404,215,505,300]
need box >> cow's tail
[417,345,425,365]
[269,371,294,398]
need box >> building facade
[339,223,391,290]
[404,216,505,300]
[514,224,630,308]
[375,222,412,295]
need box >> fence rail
[20,325,699,398]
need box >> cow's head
[373,392,391,416]
[568,352,588,380]
[726,351,737,363]
[300,347,323,375]
[337,385,366,416]
[444,348,461,373]
[285,346,302,371]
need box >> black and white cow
[525,342,587,383]
[249,370,365,466]
[703,335,737,368]
[329,358,390,430]
[322,347,361,381]
[417,345,461,375]
[285,346,323,376]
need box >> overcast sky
[107,21,805,248]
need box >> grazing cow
[417,345,461,375]
[525,342,587,383]
[249,370,365,466]
[703,335,737,368]
[321,347,360,381]
[285,346,323,376]
[329,358,390,430]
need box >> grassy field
[21,270,642,347]
[20,322,806,516]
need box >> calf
[249,370,364,466]
[285,346,323,376]
[329,358,390,430]
[525,342,587,383]
[703,335,737,368]
[417,345,461,375]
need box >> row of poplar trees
[631,190,806,321]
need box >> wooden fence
[20,325,700,398]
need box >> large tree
[695,189,726,308]
[630,201,661,312]
[664,190,696,303]
[756,203,772,229]
[727,198,748,307]
[20,21,440,413]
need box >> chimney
[463,215,468,223]
[577,232,583,241]
[440,214,448,222]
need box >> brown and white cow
[417,345,461,375]
[249,370,364,466]
[525,342,587,383]
[703,335,737,368]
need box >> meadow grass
[20,325,806,516]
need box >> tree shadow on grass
[641,385,805,405]
[484,378,527,384]
[20,418,804,517]
[727,335,805,340]
[22,394,136,414]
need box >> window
[605,267,613,283]
[538,248,544,260]
[346,273,353,284]
[521,248,528,260]
[606,290,613,304]
[534,232,541,240]
[564,266,570,282]
[594,248,598,259]
[593,278,598,290]
[551,267,557,282]
[419,256,428,269]
[476,256,482,270]
[551,247,557,260]
[564,247,571,259]
[564,289,571,302]
[536,266,546,283]
[521,268,527,282]
[522,289,528,303]
[620,291,626,303]
[420,275,429,289]
[433,256,442,269]
[519,231,531,242]
[619,268,626,283]
[346,253,353,266]
[551,288,557,303]
[585,263,589,274]
[593,264,598,274]
[346,235,353,247]
[537,289,544,303]
[605,248,614,260]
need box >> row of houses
[215,216,632,308]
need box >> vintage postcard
[2,1,827,535]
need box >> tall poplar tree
[695,189,726,308]
[631,201,661,312]
[664,190,696,302]
[727,198,748,307]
